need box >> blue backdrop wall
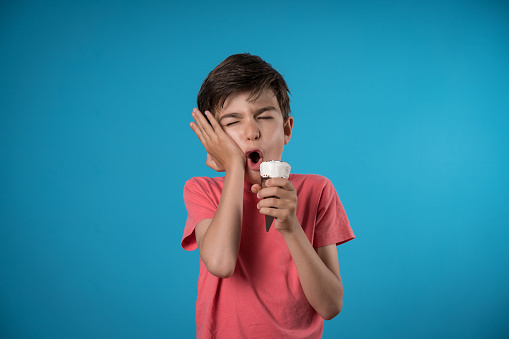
[1,0,508,338]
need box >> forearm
[198,165,244,278]
[282,227,343,320]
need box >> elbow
[210,266,235,279]
[320,300,342,321]
[321,309,341,321]
[321,282,343,320]
[204,257,236,279]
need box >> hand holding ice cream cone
[257,161,292,232]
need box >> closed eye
[226,121,239,127]
[258,116,273,120]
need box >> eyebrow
[254,106,277,116]
[219,112,243,122]
[219,106,277,122]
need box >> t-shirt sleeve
[313,178,355,248]
[181,178,217,251]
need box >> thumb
[251,184,262,194]
[206,153,225,172]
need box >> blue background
[1,0,508,338]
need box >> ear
[283,117,294,145]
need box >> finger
[257,186,281,199]
[257,197,286,210]
[192,109,212,140]
[204,111,223,133]
[259,207,287,219]
[190,121,207,145]
[251,184,262,194]
[258,187,296,201]
[193,109,216,137]
[192,110,209,140]
[265,178,295,191]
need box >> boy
[182,53,354,338]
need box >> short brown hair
[197,53,291,119]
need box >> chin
[245,170,261,185]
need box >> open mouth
[245,149,263,171]
[249,152,261,164]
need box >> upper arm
[195,218,212,250]
[316,244,341,281]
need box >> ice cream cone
[260,161,291,232]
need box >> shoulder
[185,176,224,187]
[290,174,341,204]
[184,176,224,197]
[290,173,333,190]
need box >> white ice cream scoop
[260,160,291,179]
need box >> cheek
[226,130,243,147]
[276,126,286,144]
[268,128,286,150]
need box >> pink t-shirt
[182,174,354,339]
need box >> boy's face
[216,88,293,184]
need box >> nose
[245,118,260,140]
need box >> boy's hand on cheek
[255,178,299,234]
[190,108,245,172]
